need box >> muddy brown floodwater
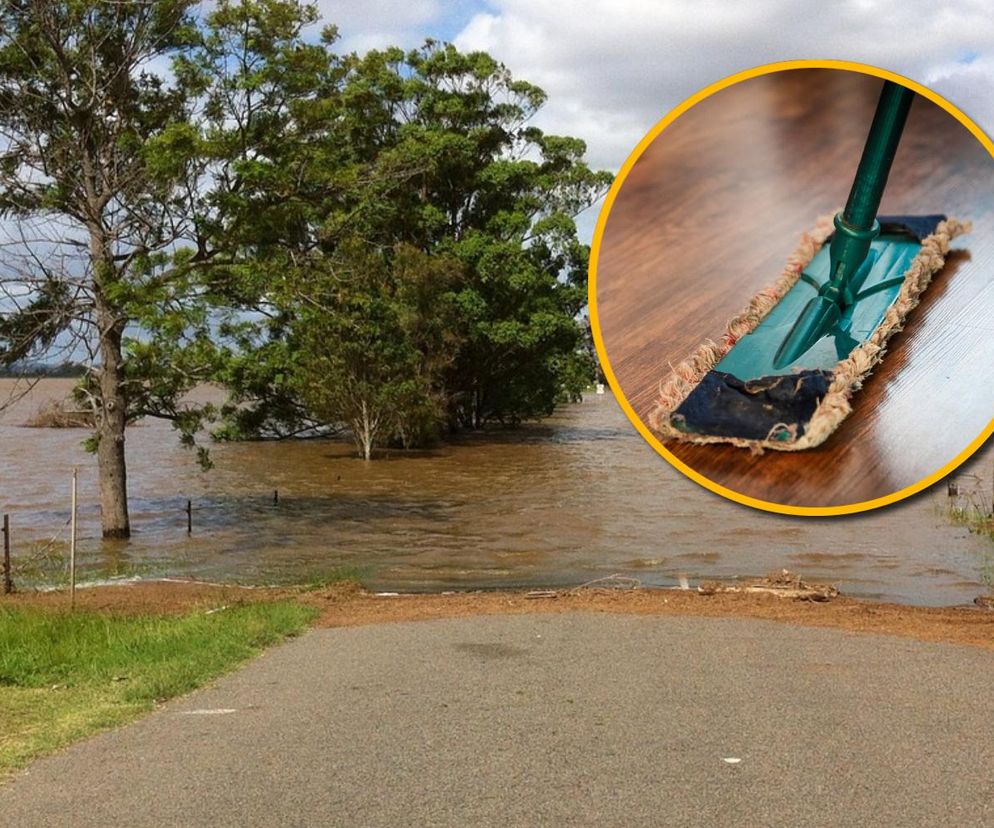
[1,378,992,605]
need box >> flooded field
[1,378,991,605]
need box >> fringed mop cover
[649,213,970,452]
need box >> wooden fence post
[70,468,78,611]
[2,513,11,595]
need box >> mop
[650,81,970,451]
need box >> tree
[290,241,464,459]
[174,0,345,442]
[0,0,330,534]
[220,40,611,443]
[335,44,610,429]
[0,0,206,537]
[0,2,609,540]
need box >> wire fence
[946,472,993,518]
[1,487,286,594]
[2,512,73,590]
[4,467,990,593]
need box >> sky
[5,0,993,300]
[321,0,994,180]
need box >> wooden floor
[594,68,994,508]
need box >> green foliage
[289,241,464,456]
[0,1,349,499]
[333,42,610,432]
[1,1,610,475]
[0,0,230,509]
[0,0,199,220]
[209,37,611,449]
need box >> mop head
[649,212,970,452]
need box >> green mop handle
[830,80,916,299]
[773,80,915,369]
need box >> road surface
[2,613,993,826]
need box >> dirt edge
[3,579,994,652]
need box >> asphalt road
[3,614,993,827]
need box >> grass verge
[0,600,316,776]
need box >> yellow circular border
[589,59,994,517]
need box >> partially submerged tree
[337,44,610,429]
[0,3,609,544]
[217,40,611,449]
[174,0,343,442]
[0,0,206,537]
[290,241,464,459]
[0,0,333,533]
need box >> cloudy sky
[320,0,994,180]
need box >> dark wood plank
[595,68,994,508]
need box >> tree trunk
[353,421,373,461]
[471,389,483,430]
[83,150,130,538]
[95,309,131,538]
[354,401,375,461]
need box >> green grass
[294,566,370,591]
[950,504,994,537]
[0,601,316,775]
[946,501,994,590]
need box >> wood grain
[595,68,994,508]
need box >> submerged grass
[295,566,371,591]
[0,601,316,776]
[947,499,994,591]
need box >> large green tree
[0,0,609,548]
[0,0,327,533]
[214,39,611,449]
[0,0,209,537]
[175,0,345,441]
[340,44,610,429]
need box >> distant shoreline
[0,366,86,379]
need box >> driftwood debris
[698,569,839,602]
[525,575,643,600]
[567,575,641,594]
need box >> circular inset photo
[591,61,994,515]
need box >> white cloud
[926,55,994,129]
[317,0,477,52]
[316,0,445,30]
[454,0,994,174]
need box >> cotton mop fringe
[648,213,970,452]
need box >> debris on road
[698,569,839,602]
[525,590,558,599]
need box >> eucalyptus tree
[220,41,613,448]
[0,0,326,535]
[0,0,208,537]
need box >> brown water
[1,378,990,605]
